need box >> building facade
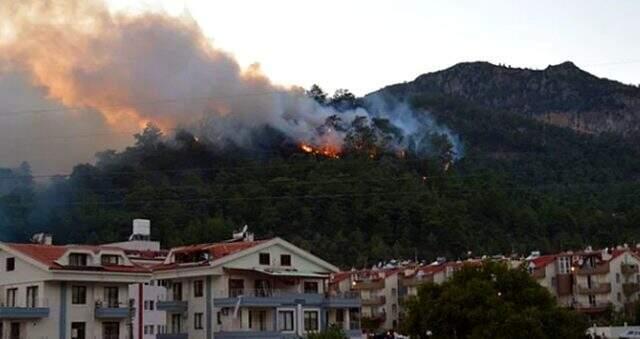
[152,237,361,339]
[0,241,151,339]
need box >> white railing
[0,298,49,308]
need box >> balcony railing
[361,295,386,306]
[213,290,360,308]
[622,263,639,275]
[156,334,188,339]
[623,283,640,295]
[576,283,611,295]
[575,302,612,313]
[156,299,189,313]
[0,299,50,319]
[576,264,610,275]
[352,279,385,290]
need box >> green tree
[402,262,588,339]
[306,325,348,339]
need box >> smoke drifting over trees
[0,0,460,173]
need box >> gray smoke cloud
[0,0,462,174]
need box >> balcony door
[255,280,272,297]
[10,323,20,339]
[26,286,38,308]
[173,282,183,301]
[102,322,119,339]
[104,287,119,308]
[171,313,182,333]
[229,279,244,297]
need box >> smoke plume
[0,0,461,173]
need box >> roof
[330,271,353,284]
[153,240,268,272]
[530,255,556,268]
[3,243,150,273]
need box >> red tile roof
[530,255,556,268]
[153,240,267,272]
[330,271,353,284]
[4,243,150,273]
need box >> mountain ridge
[368,61,640,136]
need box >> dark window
[149,300,154,310]
[255,279,272,297]
[104,287,119,308]
[336,309,345,323]
[171,314,182,333]
[6,288,17,307]
[193,280,204,297]
[102,322,119,339]
[69,253,88,267]
[172,282,183,301]
[259,253,270,265]
[10,322,20,339]
[26,286,38,308]
[278,310,294,331]
[229,279,244,297]
[72,286,87,304]
[280,254,291,266]
[217,311,222,325]
[304,311,319,331]
[6,257,15,271]
[304,281,319,294]
[71,322,86,339]
[194,312,203,329]
[101,255,120,266]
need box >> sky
[108,0,640,95]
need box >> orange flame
[300,143,340,158]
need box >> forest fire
[299,143,341,158]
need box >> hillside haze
[371,61,640,136]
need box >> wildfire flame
[300,143,340,158]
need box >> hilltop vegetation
[2,62,640,267]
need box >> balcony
[401,276,433,287]
[0,306,49,319]
[361,295,386,306]
[156,334,188,339]
[623,283,640,295]
[576,264,610,276]
[352,279,385,290]
[214,332,282,339]
[622,263,639,275]
[576,283,611,295]
[575,302,612,313]
[95,306,130,319]
[156,300,188,313]
[214,290,360,308]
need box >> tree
[330,88,358,111]
[402,262,588,339]
[306,325,348,339]
[307,84,328,105]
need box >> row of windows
[259,253,291,266]
[4,286,38,307]
[71,285,119,306]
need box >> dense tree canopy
[402,262,588,339]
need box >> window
[304,281,319,294]
[280,254,291,266]
[171,314,182,333]
[157,325,166,334]
[255,279,272,297]
[104,287,119,308]
[392,304,398,315]
[194,312,203,329]
[72,286,87,304]
[6,257,15,271]
[101,255,120,266]
[194,280,204,297]
[259,253,270,265]
[172,282,183,301]
[336,309,345,323]
[304,310,319,332]
[69,253,88,267]
[618,292,622,302]
[278,310,295,332]
[26,286,38,308]
[588,295,596,306]
[217,311,222,325]
[71,322,86,339]
[149,300,154,310]
[249,310,267,331]
[102,322,119,339]
[557,256,570,274]
[229,279,244,297]
[349,308,361,330]
[616,273,621,283]
[6,288,17,307]
[143,325,154,334]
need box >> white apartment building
[0,239,151,339]
[152,235,362,339]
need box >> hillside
[370,61,640,136]
[2,62,640,268]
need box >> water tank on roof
[129,219,151,241]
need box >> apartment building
[0,239,151,339]
[526,248,640,315]
[152,234,361,339]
